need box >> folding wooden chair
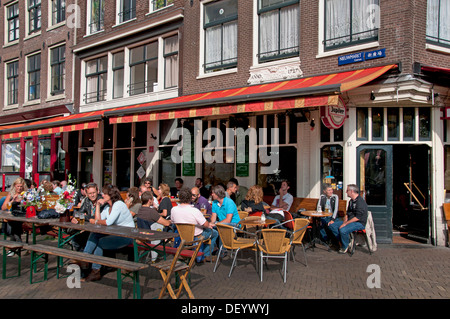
[175,223,212,262]
[152,236,203,299]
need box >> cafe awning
[108,63,398,124]
[0,111,104,140]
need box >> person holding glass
[80,184,135,282]
[191,187,212,216]
[1,178,27,250]
[317,183,340,244]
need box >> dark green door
[357,145,393,244]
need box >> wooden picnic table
[0,210,56,244]
[48,221,178,267]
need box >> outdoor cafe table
[301,210,332,251]
[0,210,55,244]
[239,217,277,228]
[48,221,178,268]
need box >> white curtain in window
[205,25,222,68]
[260,10,278,57]
[326,0,350,46]
[427,0,450,42]
[280,5,299,54]
[326,0,378,46]
[222,21,238,65]
[352,0,379,40]
[164,36,179,88]
[441,0,450,41]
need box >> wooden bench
[263,195,347,218]
[135,242,204,261]
[24,244,149,299]
[0,239,25,279]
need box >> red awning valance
[108,64,397,124]
[0,111,104,140]
[111,95,340,124]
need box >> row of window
[203,0,449,74]
[5,45,65,106]
[5,0,65,44]
[83,35,178,104]
[4,0,173,45]
[87,0,174,34]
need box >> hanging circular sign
[320,97,347,129]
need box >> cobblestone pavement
[1,235,449,303]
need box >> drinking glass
[79,213,85,225]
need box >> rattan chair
[175,223,212,262]
[152,236,203,299]
[213,223,257,277]
[273,218,309,266]
[256,228,292,283]
[238,211,249,220]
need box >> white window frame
[198,0,238,79]
[26,0,42,37]
[5,59,19,108]
[4,1,20,46]
[148,0,174,14]
[86,0,105,36]
[48,0,66,29]
[316,0,380,59]
[116,0,136,26]
[47,43,66,100]
[80,32,179,108]
[24,51,42,105]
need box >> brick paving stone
[1,239,450,301]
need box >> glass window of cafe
[102,121,148,189]
[256,113,298,196]
[1,141,21,189]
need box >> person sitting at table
[171,188,218,262]
[125,187,142,222]
[136,191,171,230]
[73,183,87,207]
[210,185,240,227]
[191,186,212,215]
[328,184,368,254]
[240,185,265,216]
[225,180,238,200]
[80,184,135,282]
[267,180,294,222]
[139,184,159,208]
[158,183,173,218]
[52,180,63,195]
[1,178,27,252]
[317,183,339,243]
[170,177,184,197]
[70,183,104,251]
[143,178,160,201]
[229,178,248,208]
[195,177,210,199]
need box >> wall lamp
[370,92,376,101]
[150,133,157,140]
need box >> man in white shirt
[171,188,218,262]
[267,180,294,222]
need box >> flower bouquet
[20,188,43,218]
[54,177,78,215]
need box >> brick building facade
[1,0,450,246]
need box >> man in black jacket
[70,183,104,251]
[328,184,368,254]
